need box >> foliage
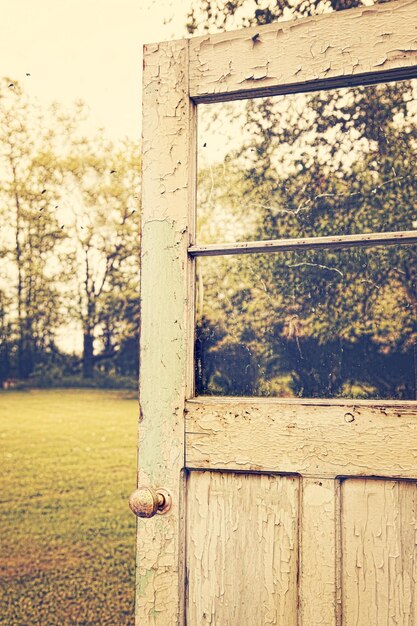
[0,79,141,385]
[29,369,138,390]
[0,389,137,625]
[0,78,68,380]
[191,0,417,399]
[60,132,141,378]
[187,0,382,35]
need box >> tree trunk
[83,332,94,378]
[12,164,26,379]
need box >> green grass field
[0,389,138,625]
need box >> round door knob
[129,485,172,518]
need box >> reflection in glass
[195,245,417,399]
[197,79,417,244]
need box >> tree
[60,135,141,378]
[0,78,67,379]
[0,80,141,385]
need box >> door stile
[335,481,343,626]
[137,37,194,625]
[185,99,197,402]
[183,92,197,626]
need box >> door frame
[138,2,417,623]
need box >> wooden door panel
[185,474,417,625]
[342,479,417,626]
[186,471,299,625]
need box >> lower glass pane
[195,245,417,399]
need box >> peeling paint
[185,400,417,478]
[186,471,299,624]
[137,37,191,625]
[374,54,388,67]
[342,479,417,625]
[244,62,269,81]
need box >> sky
[1,0,191,142]
[0,0,376,141]
[0,0,195,353]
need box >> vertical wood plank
[342,479,417,626]
[186,471,299,625]
[185,102,197,399]
[299,478,338,626]
[137,38,193,625]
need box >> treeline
[0,78,141,388]
[3,0,413,398]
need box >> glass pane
[197,79,417,244]
[195,245,417,399]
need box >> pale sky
[1,0,191,141]
[0,0,194,353]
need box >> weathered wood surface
[190,0,417,102]
[186,471,299,625]
[299,478,338,626]
[185,473,417,625]
[136,39,194,625]
[342,479,417,625]
[185,399,417,478]
[138,2,417,623]
[189,230,417,257]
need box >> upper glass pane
[197,79,417,244]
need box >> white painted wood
[186,471,299,625]
[342,479,417,625]
[137,3,417,624]
[189,0,417,103]
[189,230,417,257]
[299,479,338,626]
[185,399,417,478]
[136,39,194,625]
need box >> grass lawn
[0,389,138,625]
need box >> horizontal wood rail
[185,397,417,478]
[189,230,417,257]
[190,67,417,104]
[189,0,417,103]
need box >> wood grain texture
[190,0,417,103]
[186,471,299,625]
[136,39,194,625]
[185,399,417,478]
[342,479,417,626]
[299,479,337,626]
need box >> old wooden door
[131,1,417,624]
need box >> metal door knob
[129,485,172,518]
